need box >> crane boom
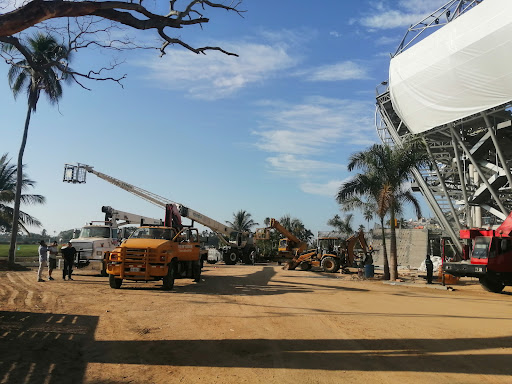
[270,218,304,247]
[64,163,234,239]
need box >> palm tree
[278,215,313,243]
[226,210,259,232]
[337,143,428,280]
[4,33,72,268]
[0,153,45,233]
[327,213,354,237]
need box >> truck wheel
[224,252,238,265]
[321,256,340,273]
[162,263,176,290]
[298,261,311,271]
[479,276,505,293]
[207,259,217,264]
[109,275,122,289]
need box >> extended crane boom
[64,163,232,237]
[63,163,256,264]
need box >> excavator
[256,218,371,273]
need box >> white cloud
[253,97,377,178]
[301,61,369,82]
[266,154,344,177]
[330,31,341,38]
[358,0,448,30]
[300,179,350,197]
[139,38,298,99]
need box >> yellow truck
[106,205,202,290]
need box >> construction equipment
[255,218,308,260]
[106,204,201,290]
[63,163,256,265]
[443,212,512,293]
[71,206,163,275]
[287,230,371,273]
[256,219,371,273]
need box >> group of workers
[37,240,76,282]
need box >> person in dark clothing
[61,242,76,280]
[425,254,434,284]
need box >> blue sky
[1,0,446,237]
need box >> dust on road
[1,263,511,384]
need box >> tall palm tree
[0,153,45,233]
[226,210,258,232]
[4,33,72,268]
[337,143,428,280]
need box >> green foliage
[0,243,39,258]
[0,153,45,233]
[226,210,258,232]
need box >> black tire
[321,256,340,273]
[207,259,217,264]
[109,274,122,289]
[242,251,255,265]
[298,261,311,271]
[224,252,238,265]
[193,261,202,283]
[162,263,176,290]
[479,275,505,293]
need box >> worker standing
[37,240,48,282]
[61,242,76,280]
[425,254,434,284]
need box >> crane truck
[71,205,163,275]
[63,163,256,266]
[105,204,202,290]
[442,212,512,293]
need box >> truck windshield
[473,237,491,259]
[79,227,111,238]
[131,227,174,240]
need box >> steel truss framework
[394,0,482,57]
[377,0,512,252]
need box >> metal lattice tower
[376,0,512,251]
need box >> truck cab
[444,227,512,292]
[106,226,202,290]
[70,221,120,271]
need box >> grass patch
[0,244,39,258]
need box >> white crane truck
[71,205,163,275]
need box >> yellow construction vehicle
[106,204,201,290]
[256,219,370,273]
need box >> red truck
[443,213,512,293]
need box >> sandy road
[0,263,511,384]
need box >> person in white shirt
[47,241,58,281]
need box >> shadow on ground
[1,309,511,384]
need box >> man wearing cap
[61,242,76,280]
[37,240,48,282]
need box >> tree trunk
[8,102,33,269]
[389,204,398,281]
[380,216,390,280]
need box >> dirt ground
[0,263,511,384]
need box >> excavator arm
[345,230,369,267]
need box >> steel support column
[423,138,461,232]
[450,127,508,215]
[481,113,512,190]
[450,130,472,228]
